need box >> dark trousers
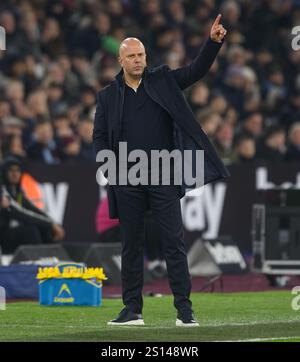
[97,215,164,261]
[113,184,192,315]
[1,223,52,254]
[144,211,164,261]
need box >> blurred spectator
[47,82,67,117]
[257,126,286,162]
[280,90,300,130]
[0,98,12,121]
[223,106,239,126]
[77,118,94,161]
[27,89,49,119]
[188,82,210,112]
[240,112,264,140]
[209,94,228,115]
[233,134,256,164]
[0,10,31,57]
[226,45,248,67]
[27,119,60,164]
[41,17,66,59]
[222,65,247,114]
[221,0,241,29]
[60,135,82,163]
[1,116,24,138]
[53,112,73,139]
[71,51,97,87]
[1,134,26,160]
[196,108,222,139]
[5,80,25,104]
[263,67,287,112]
[0,0,299,166]
[43,62,66,91]
[286,122,300,161]
[213,122,234,165]
[80,86,97,116]
[0,157,65,254]
[98,65,119,88]
[70,12,112,59]
[57,53,80,98]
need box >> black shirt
[118,79,175,183]
[120,80,174,154]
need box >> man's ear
[118,56,122,66]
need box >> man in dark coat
[93,15,229,326]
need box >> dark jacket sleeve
[3,188,54,228]
[92,92,109,156]
[170,37,223,90]
[21,194,52,219]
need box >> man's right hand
[52,223,65,241]
[1,196,10,209]
[210,14,227,43]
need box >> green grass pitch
[1,291,300,342]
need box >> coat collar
[115,67,149,87]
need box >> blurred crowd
[1,0,300,166]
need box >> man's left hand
[210,14,227,43]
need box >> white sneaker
[176,313,199,327]
[107,307,145,326]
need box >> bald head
[118,37,147,79]
[119,37,145,57]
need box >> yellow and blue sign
[37,263,107,306]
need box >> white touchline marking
[215,336,300,342]
[1,325,299,342]
[1,324,300,342]
[207,319,300,327]
[1,319,300,330]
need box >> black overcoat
[93,37,230,218]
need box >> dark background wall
[25,161,300,253]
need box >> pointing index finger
[212,14,222,28]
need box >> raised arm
[171,14,227,90]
